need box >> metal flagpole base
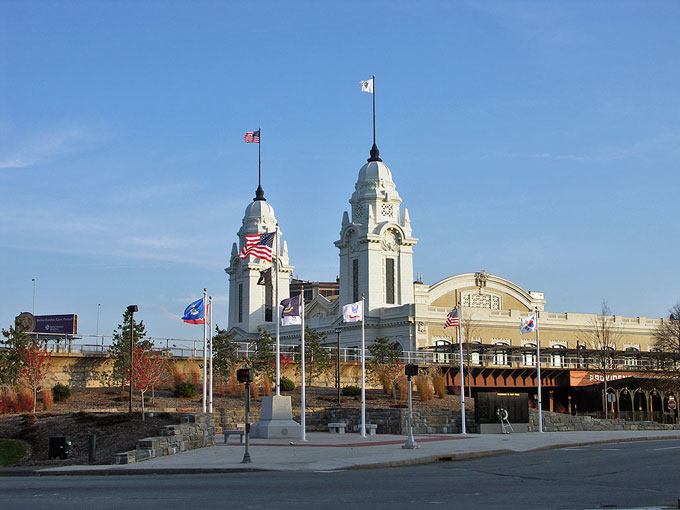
[402,435,419,449]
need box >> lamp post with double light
[127,305,138,413]
[335,327,342,406]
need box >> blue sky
[1,0,679,341]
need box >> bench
[365,424,378,436]
[328,422,347,434]
[223,430,246,444]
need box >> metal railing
[10,332,678,373]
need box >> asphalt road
[1,439,679,510]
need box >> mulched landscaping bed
[0,386,465,466]
[0,411,178,466]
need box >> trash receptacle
[48,436,72,459]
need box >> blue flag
[182,298,205,324]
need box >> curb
[3,434,679,477]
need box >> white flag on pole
[342,301,363,322]
[520,314,537,335]
[360,78,374,93]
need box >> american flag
[239,232,275,262]
[444,307,460,328]
[244,130,260,143]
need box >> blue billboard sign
[34,314,78,335]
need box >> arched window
[523,343,537,366]
[551,344,566,367]
[624,346,640,367]
[493,341,509,366]
[470,338,482,365]
[434,340,453,364]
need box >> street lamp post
[403,364,419,449]
[96,304,101,351]
[334,328,342,406]
[127,305,138,414]
[32,278,36,315]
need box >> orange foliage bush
[397,375,408,401]
[0,388,18,413]
[415,375,431,402]
[430,368,447,399]
[378,372,392,395]
[261,377,272,397]
[42,388,54,411]
[17,389,34,412]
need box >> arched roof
[427,272,545,311]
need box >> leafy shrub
[342,385,361,397]
[175,381,197,398]
[280,377,295,391]
[52,383,72,402]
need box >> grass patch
[0,439,27,466]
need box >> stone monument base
[250,395,301,439]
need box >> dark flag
[280,294,302,326]
[257,268,272,286]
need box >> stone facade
[114,413,215,464]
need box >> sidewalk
[28,429,680,475]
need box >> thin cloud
[0,122,104,169]
[490,133,680,162]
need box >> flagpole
[457,303,466,435]
[372,74,376,146]
[258,126,261,190]
[536,307,543,433]
[202,288,207,413]
[300,288,306,441]
[275,224,280,396]
[209,295,213,414]
[361,293,366,438]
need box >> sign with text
[34,314,78,335]
[569,370,656,387]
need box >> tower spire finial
[367,75,381,162]
[254,126,266,201]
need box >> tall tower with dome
[335,143,418,315]
[225,183,293,334]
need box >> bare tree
[653,302,680,388]
[578,300,623,418]
[460,309,482,398]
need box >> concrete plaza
[31,429,680,475]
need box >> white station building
[225,144,662,356]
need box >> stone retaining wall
[114,413,215,464]
[528,409,680,432]
[305,407,476,434]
